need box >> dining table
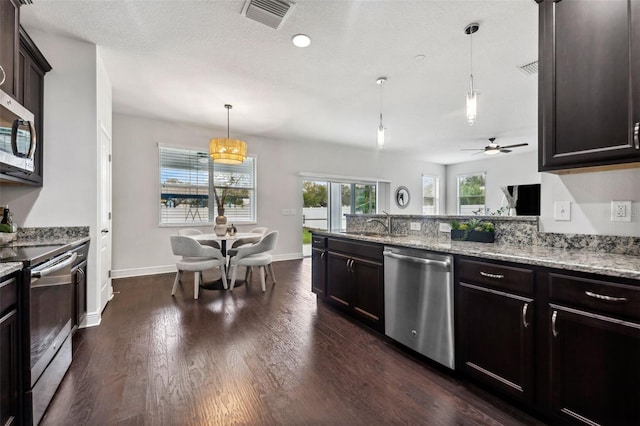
[189,232,263,290]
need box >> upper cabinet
[0,0,20,98]
[538,0,640,172]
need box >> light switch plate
[439,222,452,232]
[554,201,571,221]
[611,201,631,222]
[281,209,290,215]
[410,222,421,231]
[289,209,296,216]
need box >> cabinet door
[549,305,640,425]
[351,257,383,330]
[539,0,640,171]
[0,0,19,97]
[326,252,351,308]
[0,308,19,426]
[458,282,534,403]
[311,248,326,297]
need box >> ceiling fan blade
[499,143,529,149]
[461,148,484,151]
[472,151,485,155]
[500,149,512,153]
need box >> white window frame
[158,145,257,226]
[456,172,486,215]
[421,175,440,215]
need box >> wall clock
[395,186,410,209]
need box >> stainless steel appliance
[383,246,455,369]
[0,88,37,175]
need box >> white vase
[508,208,517,216]
[214,215,227,236]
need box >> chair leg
[259,266,266,292]
[230,265,238,291]
[268,263,276,284]
[221,265,228,290]
[171,270,182,295]
[194,271,200,300]
[244,266,251,283]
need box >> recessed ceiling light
[414,54,426,61]
[292,34,311,48]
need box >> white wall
[0,31,111,325]
[540,168,640,237]
[111,113,445,277]
[445,150,540,215]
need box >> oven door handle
[31,252,77,278]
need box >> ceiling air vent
[242,0,294,30]
[518,60,539,76]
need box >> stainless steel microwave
[0,88,36,174]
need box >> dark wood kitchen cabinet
[546,272,640,425]
[456,258,535,405]
[0,0,20,98]
[0,273,20,426]
[13,28,51,186]
[311,235,327,297]
[538,0,640,172]
[325,237,384,332]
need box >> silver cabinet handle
[0,65,5,86]
[349,259,354,272]
[320,251,325,262]
[480,271,504,279]
[585,290,628,303]
[552,310,559,337]
[634,122,639,149]
[522,303,529,328]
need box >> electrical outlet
[410,222,421,231]
[611,201,631,222]
[439,222,452,232]
[554,201,571,221]
[289,209,296,216]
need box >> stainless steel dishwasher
[383,246,455,369]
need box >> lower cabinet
[324,237,384,332]
[456,258,535,404]
[546,273,640,425]
[0,274,19,426]
[311,236,327,297]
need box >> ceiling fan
[462,137,529,155]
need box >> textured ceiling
[21,0,539,164]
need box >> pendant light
[376,77,387,149]
[209,104,247,164]
[465,23,479,126]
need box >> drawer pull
[480,271,504,279]
[585,291,628,303]
[522,303,529,329]
[320,251,325,262]
[552,310,559,337]
[634,122,639,149]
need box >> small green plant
[450,219,495,241]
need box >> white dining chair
[170,235,228,299]
[228,231,278,292]
[228,227,269,256]
[178,228,221,249]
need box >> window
[422,175,439,214]
[457,172,486,215]
[159,146,256,225]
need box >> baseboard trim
[112,253,304,279]
[82,311,102,328]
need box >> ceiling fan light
[484,148,500,155]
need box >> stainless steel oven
[0,88,37,175]
[24,251,76,425]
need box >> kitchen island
[311,228,640,426]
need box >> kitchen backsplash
[345,215,640,256]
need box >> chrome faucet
[366,211,391,235]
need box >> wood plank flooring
[41,259,544,425]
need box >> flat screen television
[507,184,541,216]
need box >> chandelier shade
[210,104,247,164]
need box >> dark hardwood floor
[42,259,543,425]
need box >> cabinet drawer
[457,258,534,296]
[549,273,640,321]
[328,238,383,261]
[311,236,326,248]
[0,276,17,316]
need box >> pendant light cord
[469,32,474,92]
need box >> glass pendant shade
[210,104,247,164]
[466,89,478,126]
[209,138,247,164]
[377,122,385,149]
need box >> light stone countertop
[0,262,23,278]
[315,231,640,281]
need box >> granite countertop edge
[0,262,24,278]
[314,231,640,281]
[1,235,90,249]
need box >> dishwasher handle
[383,250,451,269]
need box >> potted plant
[213,186,229,236]
[450,219,495,243]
